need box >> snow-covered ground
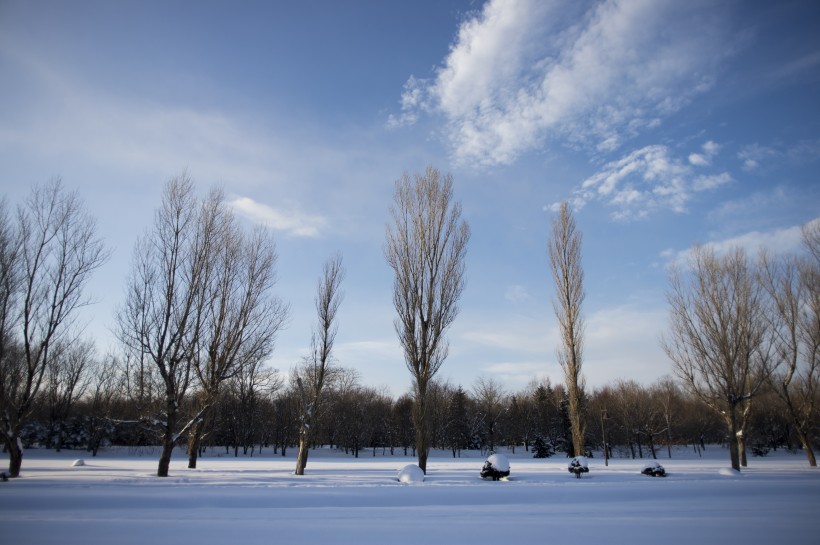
[2,446,818,544]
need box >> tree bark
[187,419,206,469]
[157,402,177,477]
[7,438,23,478]
[295,431,310,475]
[414,390,429,474]
[727,410,741,472]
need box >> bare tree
[472,376,506,454]
[43,338,94,451]
[759,221,820,466]
[0,181,108,477]
[295,253,345,475]
[663,246,770,471]
[653,376,684,459]
[186,189,288,468]
[548,201,586,457]
[117,173,217,477]
[384,166,470,473]
[82,352,122,456]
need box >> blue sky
[1,0,819,397]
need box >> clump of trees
[2,175,817,478]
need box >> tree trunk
[187,419,206,469]
[738,430,748,468]
[726,411,741,472]
[157,433,174,478]
[7,438,23,478]
[414,389,429,474]
[295,431,310,475]
[794,427,818,467]
[157,404,177,477]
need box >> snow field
[1,447,818,545]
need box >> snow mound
[718,467,741,477]
[397,464,424,484]
[486,453,510,473]
[568,456,589,478]
[642,462,666,477]
[72,459,86,467]
[480,453,511,480]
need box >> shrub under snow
[480,453,510,481]
[641,462,666,477]
[397,464,424,484]
[568,456,589,478]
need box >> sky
[1,0,819,398]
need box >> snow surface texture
[2,447,819,545]
[397,464,424,483]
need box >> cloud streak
[394,0,736,166]
[551,142,733,220]
[228,197,327,238]
[661,217,820,268]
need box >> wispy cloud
[504,285,530,302]
[227,196,327,238]
[474,303,671,389]
[688,140,720,166]
[393,0,736,166]
[662,217,820,267]
[738,139,820,171]
[552,142,733,220]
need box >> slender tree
[663,246,770,471]
[548,201,586,457]
[0,181,108,477]
[295,253,345,475]
[385,166,470,473]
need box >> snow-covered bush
[72,459,86,467]
[397,464,425,484]
[568,456,589,478]
[641,462,666,477]
[480,453,510,481]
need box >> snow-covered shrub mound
[641,462,666,477]
[480,453,510,481]
[397,464,424,484]
[72,459,86,467]
[718,467,741,477]
[568,456,589,478]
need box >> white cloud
[663,218,820,267]
[228,197,327,238]
[556,143,732,220]
[738,143,779,171]
[688,140,720,166]
[395,0,735,166]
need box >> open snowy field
[2,447,818,544]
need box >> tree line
[11,366,810,464]
[1,170,818,478]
